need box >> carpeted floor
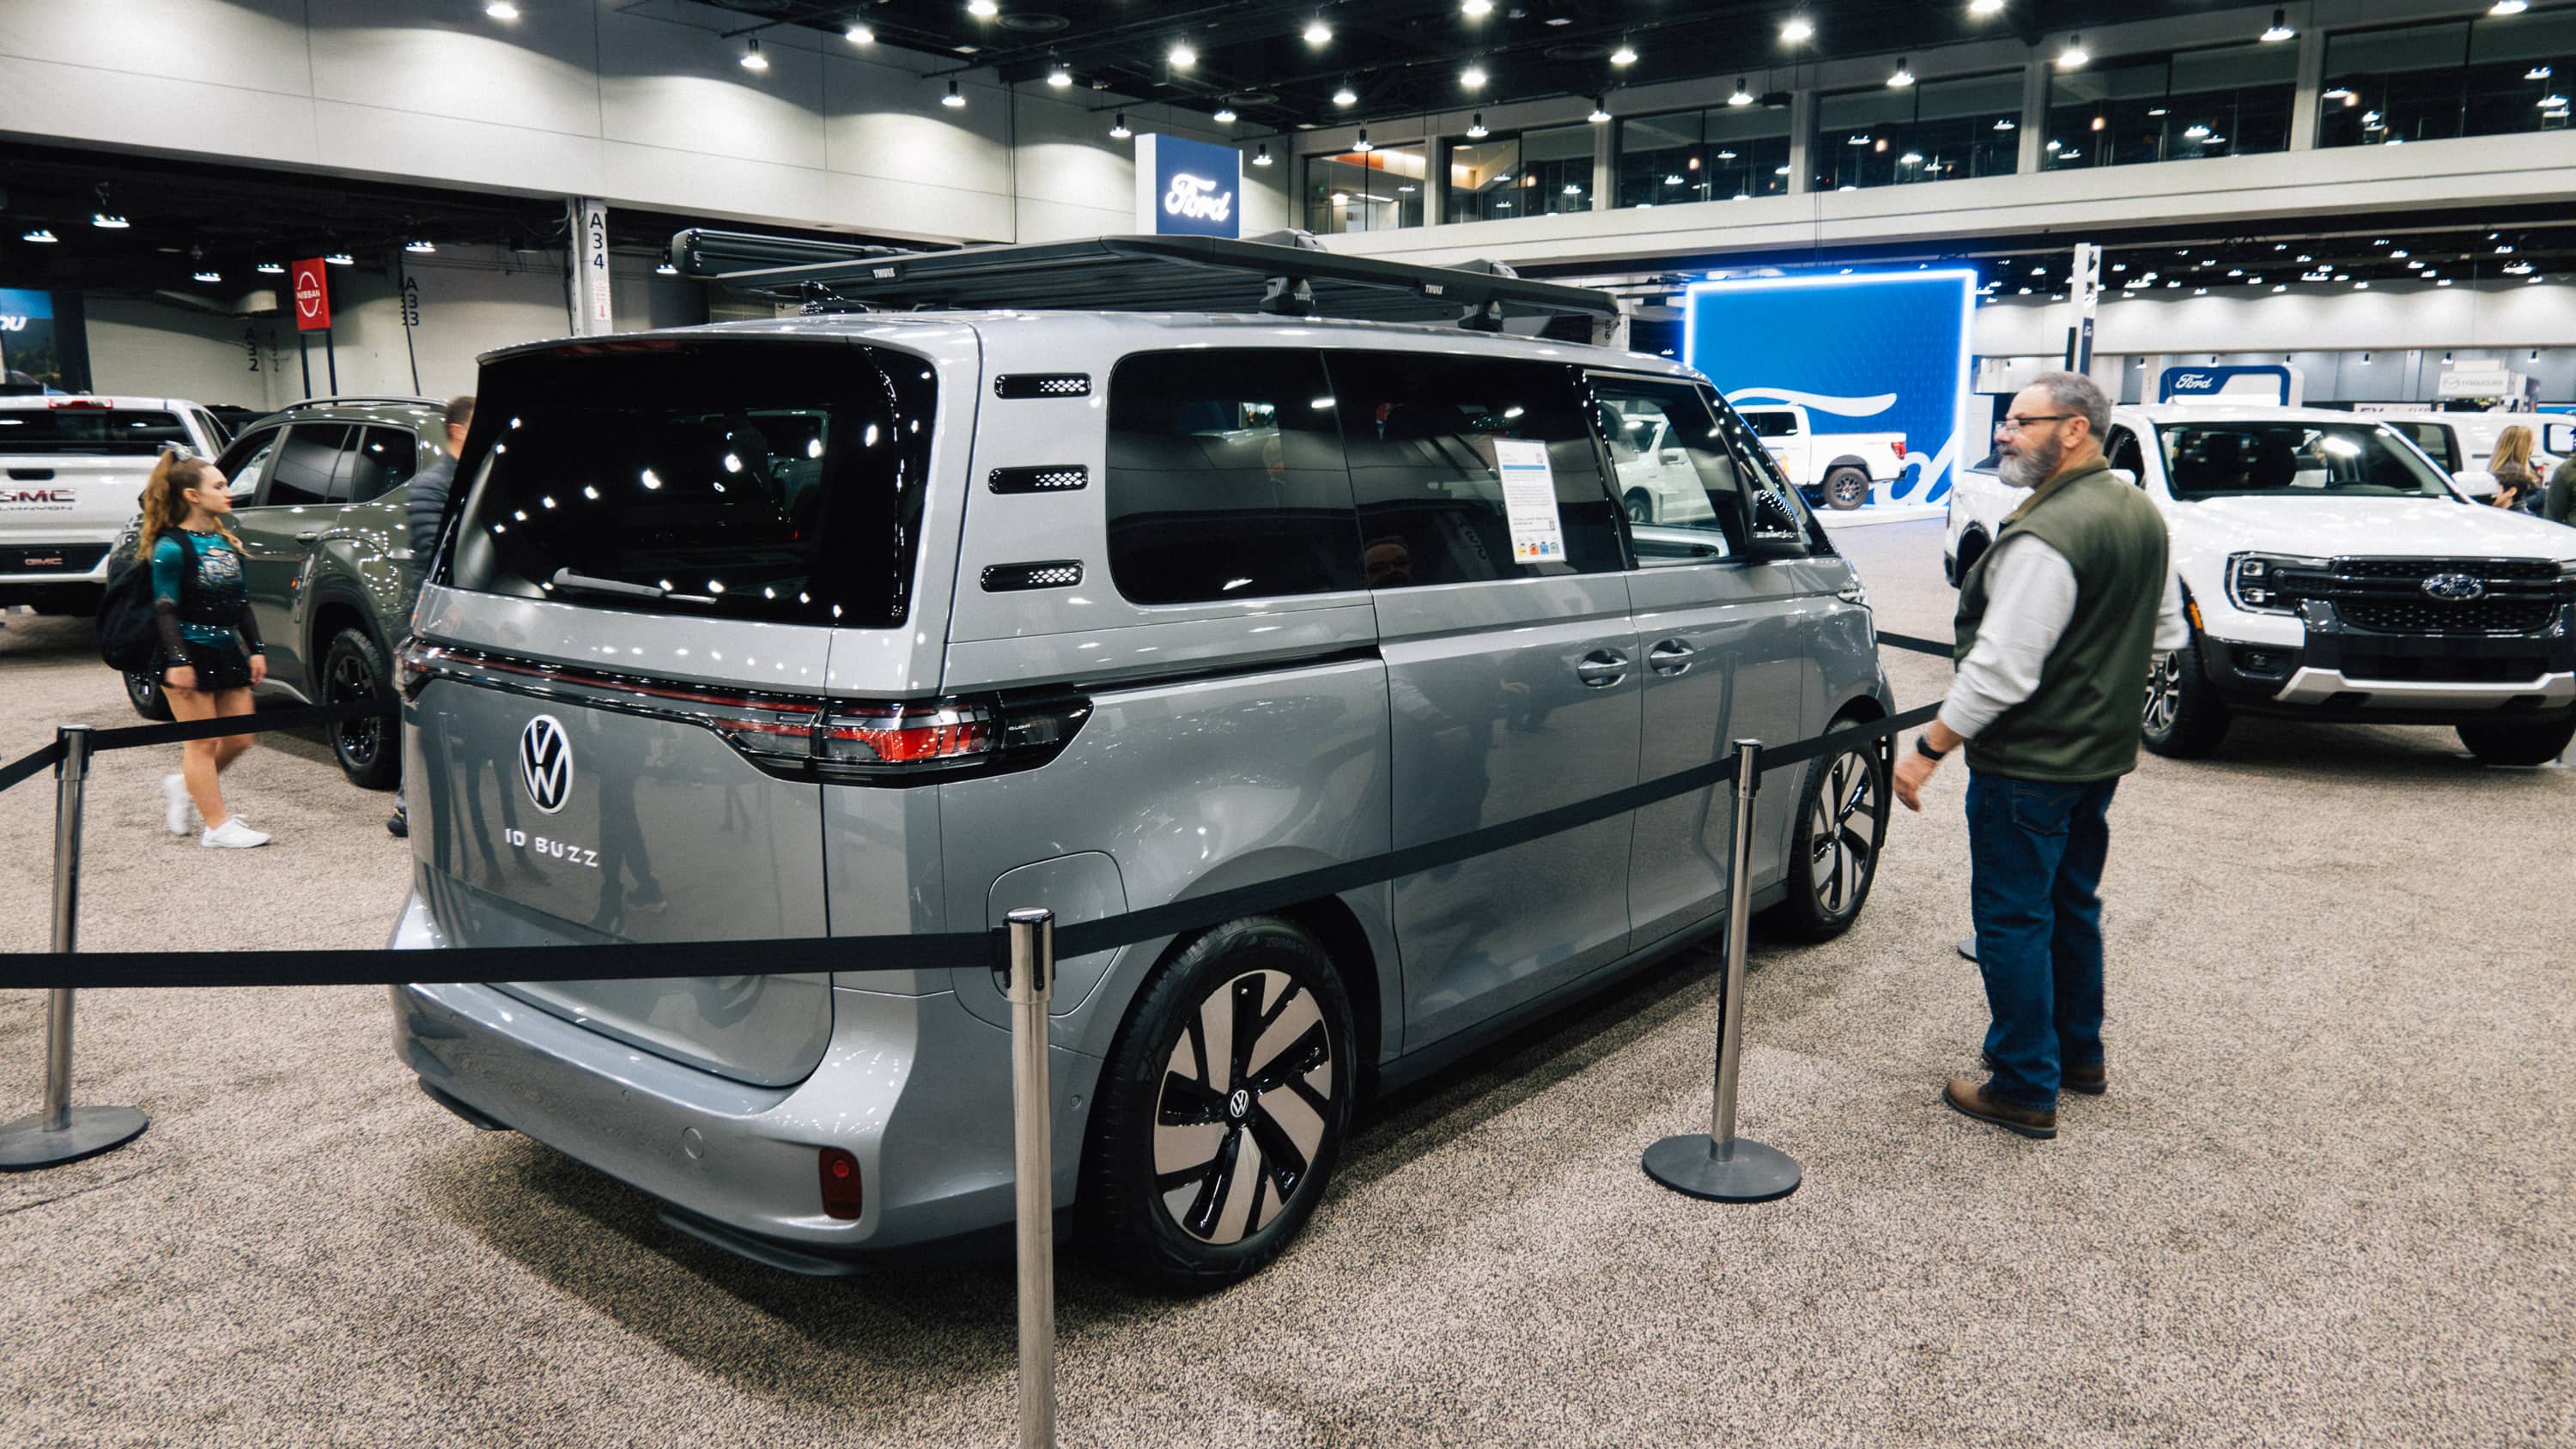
[2,521,2568,1447]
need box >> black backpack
[97,530,191,674]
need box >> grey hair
[2032,371,2111,440]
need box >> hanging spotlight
[1467,112,1489,138]
[255,261,284,273]
[1781,18,1814,44]
[1589,96,1611,124]
[90,211,130,229]
[325,252,354,266]
[1168,41,1196,69]
[1610,42,1637,67]
[1253,142,1274,166]
[21,228,58,244]
[2262,9,2293,41]
[655,261,678,276]
[942,78,965,107]
[405,239,436,254]
[1462,0,1494,16]
[1888,58,1915,88]
[1047,60,1072,88]
[484,2,520,20]
[969,0,999,16]
[1727,78,1754,107]
[1304,18,1332,45]
[740,37,769,71]
[1970,0,2005,15]
[1461,63,1487,88]
[1353,127,1372,152]
[193,270,222,283]
[1212,106,1237,123]
[1110,111,1132,139]
[1333,81,1357,106]
[846,22,874,45]
[2058,34,2088,69]
[2491,0,2528,14]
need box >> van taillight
[818,1148,862,1220]
[822,703,995,766]
[1892,440,1907,459]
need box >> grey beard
[2000,439,2063,488]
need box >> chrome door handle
[1648,640,1697,676]
[1576,650,1630,688]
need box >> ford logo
[518,714,574,814]
[2421,573,2486,602]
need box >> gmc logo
[2,488,75,504]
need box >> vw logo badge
[2421,573,2486,602]
[1227,1088,1252,1120]
[518,714,574,815]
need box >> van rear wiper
[547,568,715,603]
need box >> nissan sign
[1134,134,1243,239]
[292,258,331,332]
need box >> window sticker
[1494,437,1566,562]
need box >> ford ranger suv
[2105,405,2576,766]
[2,394,226,614]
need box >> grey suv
[123,396,446,789]
[388,244,1894,1290]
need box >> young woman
[138,452,272,847]
[2487,425,2541,515]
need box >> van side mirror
[1746,531,1807,563]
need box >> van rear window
[448,341,937,627]
[0,409,190,454]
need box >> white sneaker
[200,817,272,849]
[162,773,193,836]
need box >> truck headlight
[2224,552,2328,615]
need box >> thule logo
[518,715,574,814]
[2421,573,2486,602]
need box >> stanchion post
[1642,738,1801,1203]
[2,725,150,1171]
[1004,907,1058,1449]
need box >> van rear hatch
[405,335,944,1088]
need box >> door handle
[1576,650,1630,688]
[1648,639,1697,676]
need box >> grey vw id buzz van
[389,236,1894,1290]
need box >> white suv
[2091,406,2576,766]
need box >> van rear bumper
[388,890,1102,1267]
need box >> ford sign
[1135,134,1243,239]
[2420,573,2487,602]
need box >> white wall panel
[0,0,311,95]
[823,66,1014,198]
[0,54,321,164]
[1974,281,2576,357]
[85,298,293,411]
[307,3,601,140]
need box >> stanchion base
[1956,936,1978,964]
[1641,1133,1801,1203]
[0,1106,149,1171]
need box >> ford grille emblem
[2420,573,2486,602]
[518,715,574,814]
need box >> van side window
[1704,391,1826,554]
[264,424,349,506]
[1591,379,1747,565]
[215,427,283,499]
[1104,350,1362,605]
[1329,353,1621,587]
[340,426,420,502]
[2105,426,2147,482]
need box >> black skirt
[162,640,253,692]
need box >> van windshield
[2155,420,2455,501]
[0,408,190,454]
[448,340,937,627]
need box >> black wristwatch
[1913,736,1949,762]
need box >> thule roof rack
[669,228,1618,330]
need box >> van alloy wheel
[322,627,400,789]
[1806,749,1879,917]
[2142,653,2183,737]
[1153,967,1334,1246]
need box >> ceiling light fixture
[942,79,965,107]
[484,2,519,20]
[325,252,353,266]
[969,0,999,17]
[1212,106,1237,123]
[1110,111,1132,139]
[1611,42,1637,67]
[2262,9,2293,41]
[1728,78,1754,106]
[1304,18,1332,45]
[1168,41,1196,69]
[405,239,435,254]
[2529,65,2554,81]
[1334,82,1357,106]
[1782,17,1814,44]
[1461,63,1487,88]
[2492,0,2529,14]
[1254,142,1273,166]
[21,228,57,244]
[740,38,768,71]
[1589,97,1611,124]
[1467,112,1489,138]
[847,22,874,45]
[90,211,129,229]
[192,270,222,283]
[256,261,283,274]
[1971,0,2005,14]
[1888,58,1914,88]
[2058,34,2088,69]
[1993,116,2016,131]
[656,261,678,276]
[1048,61,1072,88]
[1353,126,1372,151]
[1462,0,1494,17]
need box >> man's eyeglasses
[1996,414,2077,434]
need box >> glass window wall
[1814,72,2020,190]
[2318,14,2575,147]
[1445,124,1595,223]
[1305,143,1427,234]
[1616,106,1792,207]
[2044,41,2294,168]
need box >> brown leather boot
[1943,1076,2057,1139]
[1984,1052,2108,1095]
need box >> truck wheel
[1623,488,1656,524]
[322,627,400,790]
[1759,737,1887,943]
[2141,641,2229,758]
[1080,915,1355,1294]
[2458,717,2575,767]
[1822,467,1870,511]
[124,670,173,722]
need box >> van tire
[1822,467,1870,510]
[1623,488,1656,524]
[124,670,174,722]
[2141,640,2229,759]
[1081,915,1355,1294]
[2458,717,2576,767]
[321,627,400,789]
[1759,737,1887,942]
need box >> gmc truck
[0,394,228,614]
[1733,402,1909,511]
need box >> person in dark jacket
[389,394,472,838]
[2543,452,2575,526]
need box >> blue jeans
[1965,772,2117,1111]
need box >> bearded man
[1892,372,2185,1139]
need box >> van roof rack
[282,395,441,409]
[671,229,1619,330]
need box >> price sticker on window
[1493,438,1566,563]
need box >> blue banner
[1134,134,1243,239]
[2158,364,2297,405]
[1683,271,1976,505]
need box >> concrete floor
[3,524,2571,1447]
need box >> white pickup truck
[1732,403,1908,511]
[0,394,229,614]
